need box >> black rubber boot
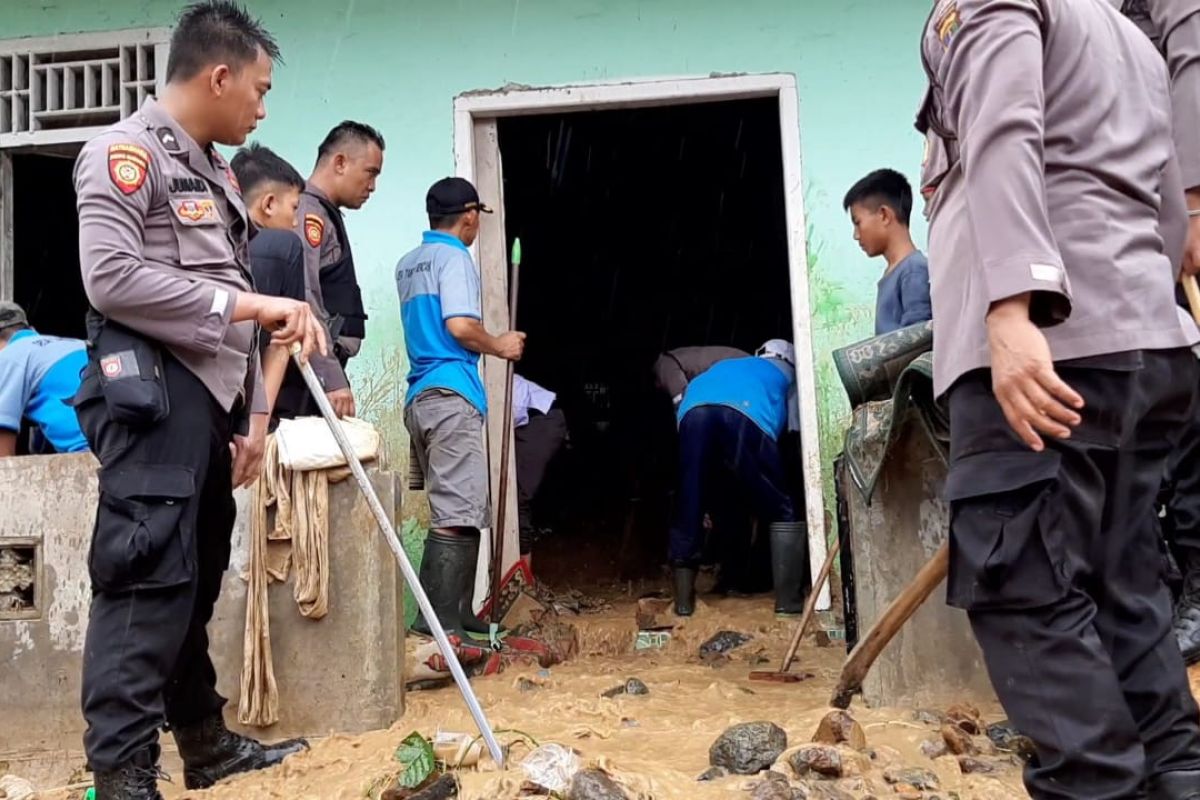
[673,566,697,616]
[1173,551,1200,665]
[1149,769,1200,799]
[457,529,506,638]
[412,530,471,636]
[770,521,811,615]
[92,745,166,800]
[174,714,308,790]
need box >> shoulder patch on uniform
[226,166,241,194]
[304,213,324,247]
[935,1,961,48]
[107,143,151,195]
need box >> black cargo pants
[74,355,236,771]
[946,350,1200,800]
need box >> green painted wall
[8,0,930,526]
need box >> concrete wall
[844,416,996,708]
[0,0,933,524]
[0,453,404,789]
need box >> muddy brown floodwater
[44,595,1049,799]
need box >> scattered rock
[912,708,945,726]
[569,769,628,800]
[382,773,459,800]
[812,710,867,751]
[601,684,626,699]
[761,770,790,784]
[793,782,856,800]
[944,703,984,735]
[882,766,940,791]
[697,765,728,781]
[813,629,833,647]
[751,779,797,800]
[620,718,639,728]
[624,677,649,695]
[710,722,788,775]
[789,745,844,778]
[958,755,1001,775]
[700,630,753,660]
[920,738,949,760]
[635,596,675,630]
[986,721,1038,764]
[516,678,540,692]
[940,722,980,755]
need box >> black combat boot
[92,745,166,800]
[1149,769,1200,799]
[673,566,697,616]
[173,714,308,790]
[412,530,471,636]
[1172,550,1200,665]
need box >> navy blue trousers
[669,405,794,565]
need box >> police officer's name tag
[100,350,140,382]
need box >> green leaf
[393,732,436,789]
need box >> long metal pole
[290,345,506,767]
[489,239,521,622]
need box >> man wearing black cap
[396,177,525,638]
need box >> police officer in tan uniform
[73,4,323,798]
[919,0,1200,796]
[293,121,385,419]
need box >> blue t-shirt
[677,356,794,441]
[875,250,932,335]
[396,231,488,415]
[0,329,88,453]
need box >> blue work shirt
[396,231,487,415]
[0,329,88,453]
[677,356,794,441]
[875,250,932,335]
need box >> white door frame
[453,73,830,609]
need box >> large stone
[789,745,843,778]
[882,766,940,791]
[812,710,867,751]
[945,703,984,735]
[958,755,1001,775]
[709,722,788,775]
[751,777,797,800]
[700,630,753,660]
[635,597,675,630]
[569,769,629,800]
[920,738,949,760]
[986,720,1038,764]
[941,722,980,755]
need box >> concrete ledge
[0,453,405,788]
[843,414,995,708]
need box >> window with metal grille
[0,540,40,621]
[0,29,169,148]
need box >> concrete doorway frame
[453,73,829,609]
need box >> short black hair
[316,121,386,166]
[166,1,281,83]
[230,143,305,201]
[428,212,465,231]
[842,169,914,227]
[0,323,29,343]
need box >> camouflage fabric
[832,323,948,503]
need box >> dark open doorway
[12,149,87,340]
[497,97,797,589]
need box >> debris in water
[986,720,1039,764]
[624,677,649,695]
[568,768,629,800]
[635,596,675,630]
[944,702,984,735]
[958,755,1001,775]
[709,721,788,774]
[750,776,795,800]
[789,745,844,778]
[517,677,540,692]
[0,774,36,800]
[697,765,728,781]
[381,773,458,800]
[634,630,672,651]
[920,738,949,760]
[392,732,436,789]
[912,708,945,726]
[700,630,753,661]
[940,721,982,756]
[811,710,867,751]
[521,743,581,792]
[882,766,940,791]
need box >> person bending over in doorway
[513,374,568,571]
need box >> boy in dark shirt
[843,169,932,335]
[230,143,310,423]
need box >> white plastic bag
[520,743,581,792]
[274,416,380,471]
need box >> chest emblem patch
[176,198,219,224]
